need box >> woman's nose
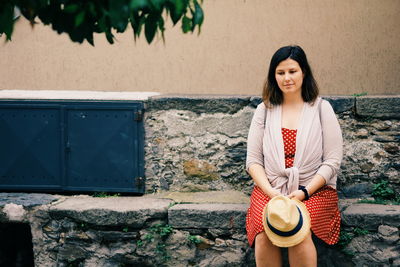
[284,73,290,81]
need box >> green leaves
[181,15,191,33]
[130,12,146,40]
[0,0,204,45]
[109,0,130,33]
[167,0,185,25]
[130,0,149,10]
[75,11,85,27]
[181,0,204,34]
[145,12,161,43]
[150,0,167,12]
[0,2,16,40]
[372,180,396,200]
[192,0,204,33]
[63,4,79,14]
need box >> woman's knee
[289,232,316,255]
[255,232,282,266]
[255,232,269,245]
[288,233,317,267]
[255,232,277,249]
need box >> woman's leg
[287,232,317,267]
[255,232,282,267]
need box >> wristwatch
[300,187,310,200]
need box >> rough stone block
[322,96,355,113]
[57,241,90,262]
[342,203,400,230]
[168,203,248,229]
[249,96,262,107]
[0,193,58,208]
[183,159,219,181]
[356,96,400,119]
[0,193,58,223]
[339,182,373,198]
[378,225,399,243]
[49,197,172,227]
[146,95,252,114]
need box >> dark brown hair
[262,45,319,107]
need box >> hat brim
[262,198,311,248]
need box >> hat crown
[267,196,300,232]
[263,195,311,247]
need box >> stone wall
[0,193,399,267]
[144,95,400,197]
[144,96,254,194]
[0,95,399,266]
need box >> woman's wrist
[300,187,310,200]
[303,174,326,197]
[264,185,280,198]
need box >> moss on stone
[183,159,219,181]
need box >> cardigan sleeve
[246,103,266,172]
[316,100,343,184]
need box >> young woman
[245,45,343,267]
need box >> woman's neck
[282,93,304,106]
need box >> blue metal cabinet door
[0,105,62,190]
[65,106,143,193]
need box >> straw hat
[262,195,311,247]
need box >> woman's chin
[282,90,301,95]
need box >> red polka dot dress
[246,128,341,247]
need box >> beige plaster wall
[0,0,399,96]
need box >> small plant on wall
[358,179,400,205]
[136,223,173,262]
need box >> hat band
[267,206,303,237]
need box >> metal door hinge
[65,141,71,152]
[134,110,143,121]
[135,176,144,189]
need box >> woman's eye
[277,72,284,75]
[289,70,297,74]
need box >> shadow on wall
[0,223,34,267]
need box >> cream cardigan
[246,97,343,195]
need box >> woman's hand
[267,188,282,199]
[288,190,305,201]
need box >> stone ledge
[146,95,358,114]
[322,95,355,113]
[342,203,400,230]
[0,193,58,223]
[356,96,400,119]
[167,200,400,232]
[168,203,248,229]
[145,94,400,118]
[0,193,57,207]
[146,94,253,114]
[150,190,250,204]
[48,196,173,227]
[0,193,399,266]
[1,193,400,232]
[1,92,398,119]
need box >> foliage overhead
[0,0,204,45]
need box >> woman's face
[275,58,304,97]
